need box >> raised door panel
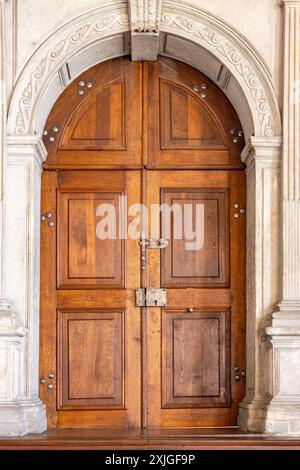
[61,81,125,150]
[160,81,224,149]
[43,58,143,168]
[146,58,245,168]
[162,310,230,408]
[58,191,124,288]
[58,310,124,409]
[161,189,229,287]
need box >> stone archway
[0,0,283,436]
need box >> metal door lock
[136,288,167,307]
[140,238,169,249]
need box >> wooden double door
[40,57,246,429]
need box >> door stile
[39,171,58,427]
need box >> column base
[238,400,300,435]
[264,402,300,435]
[238,399,268,433]
[0,399,47,437]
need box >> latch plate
[136,288,167,307]
[139,238,169,249]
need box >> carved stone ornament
[13,6,129,135]
[160,5,276,138]
[0,298,27,337]
[129,0,162,32]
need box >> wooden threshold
[0,428,300,450]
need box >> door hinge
[136,288,167,307]
[139,238,169,249]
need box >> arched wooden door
[40,57,246,429]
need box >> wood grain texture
[145,170,245,427]
[40,57,246,430]
[43,58,143,169]
[58,310,124,408]
[40,170,142,428]
[162,310,230,408]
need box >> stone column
[263,0,300,435]
[237,137,282,433]
[0,137,47,436]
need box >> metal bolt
[87,82,93,88]
[53,126,59,133]
[78,89,84,95]
[230,129,236,135]
[201,83,207,89]
[47,384,54,389]
[48,372,55,379]
[48,221,55,227]
[79,81,85,87]
[238,130,244,137]
[233,137,239,143]
[234,213,240,219]
[46,212,52,218]
[200,92,206,99]
[234,366,240,372]
[40,377,46,384]
[187,307,194,313]
[192,85,199,92]
[234,375,241,382]
[241,370,246,378]
[240,208,246,214]
[234,203,240,209]
[41,215,46,222]
[43,130,48,136]
[49,136,55,142]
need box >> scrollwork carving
[15,12,129,135]
[161,11,274,137]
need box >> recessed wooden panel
[162,310,230,408]
[58,191,124,288]
[43,58,143,168]
[160,81,224,149]
[61,81,125,150]
[161,189,229,287]
[58,310,124,409]
[145,58,245,168]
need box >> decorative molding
[6,1,281,139]
[279,1,300,310]
[0,298,27,337]
[129,0,162,32]
[10,3,129,135]
[160,3,280,138]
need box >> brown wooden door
[40,170,142,428]
[144,170,246,427]
[40,56,246,429]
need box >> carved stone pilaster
[261,1,300,435]
[128,1,162,60]
[0,137,47,436]
[279,0,300,313]
[237,137,282,433]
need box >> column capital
[241,136,282,168]
[283,1,300,6]
[6,135,47,170]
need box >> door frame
[2,1,282,436]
